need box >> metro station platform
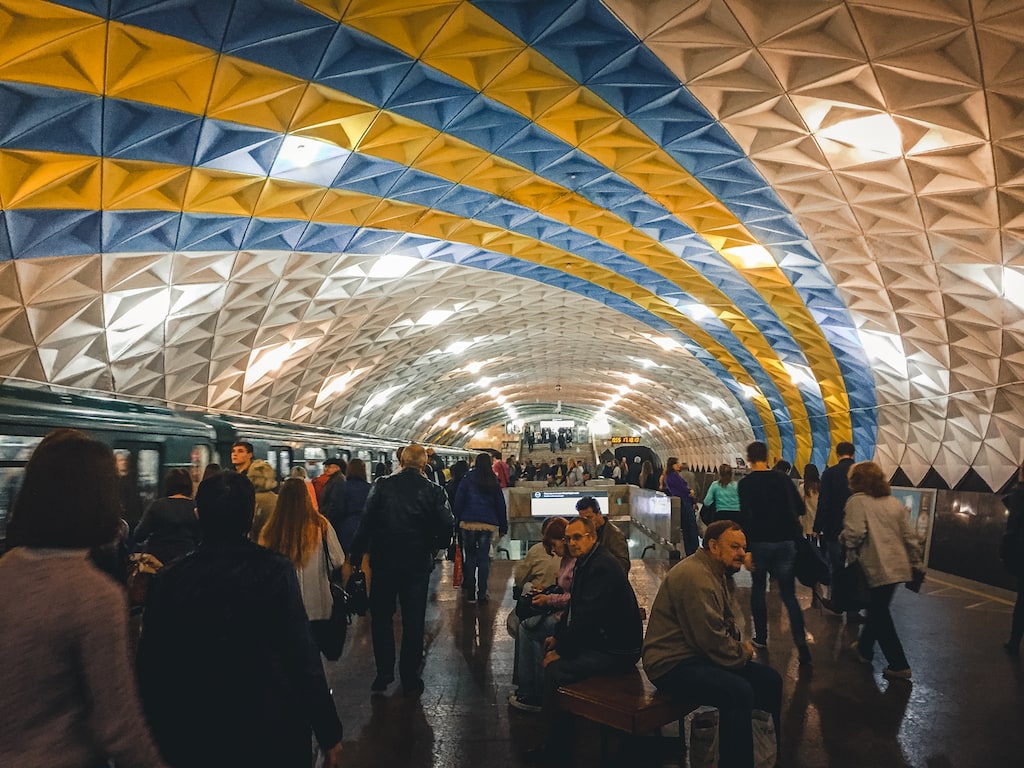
[323,559,1021,767]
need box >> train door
[0,435,43,549]
[267,446,292,482]
[111,442,161,527]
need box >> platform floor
[324,558,1022,767]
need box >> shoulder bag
[309,534,349,660]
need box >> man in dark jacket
[137,471,343,768]
[529,516,642,759]
[814,441,856,607]
[351,444,454,696]
[576,495,630,574]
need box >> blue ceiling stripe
[14,1,864,453]
[108,0,232,50]
[0,212,13,262]
[0,83,101,155]
[5,210,101,259]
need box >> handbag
[452,540,463,588]
[699,500,716,526]
[514,584,563,622]
[309,534,349,661]
[832,556,871,612]
[346,566,368,616]
[795,537,830,587]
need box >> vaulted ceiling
[0,0,1021,490]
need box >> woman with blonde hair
[842,461,924,680]
[260,478,345,652]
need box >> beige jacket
[841,493,924,587]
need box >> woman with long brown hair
[260,478,344,642]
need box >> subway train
[0,384,468,545]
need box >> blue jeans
[749,540,806,647]
[651,659,782,768]
[460,528,492,599]
[516,613,560,700]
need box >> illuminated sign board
[610,436,641,444]
[530,490,609,518]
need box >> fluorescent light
[683,302,713,321]
[363,385,402,413]
[703,394,728,412]
[394,396,426,419]
[445,340,474,355]
[1005,267,1024,309]
[652,336,680,351]
[465,360,485,374]
[638,358,656,369]
[276,135,327,169]
[858,328,907,372]
[369,254,418,279]
[476,376,494,388]
[818,113,903,160]
[739,384,759,400]
[783,362,814,387]
[724,245,775,269]
[315,367,364,405]
[246,340,314,388]
[417,309,453,326]
[108,290,171,333]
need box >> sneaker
[849,642,872,664]
[797,645,812,666]
[508,691,543,713]
[882,667,912,680]
[751,637,768,649]
[370,674,394,693]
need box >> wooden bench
[556,667,699,760]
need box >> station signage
[610,436,641,444]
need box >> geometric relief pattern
[608,0,1024,489]
[0,0,1019,490]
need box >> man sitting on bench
[642,521,782,768]
[526,516,643,760]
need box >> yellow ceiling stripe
[0,147,785,457]
[309,0,852,455]
[2,5,825,460]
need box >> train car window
[271,447,291,480]
[266,450,277,475]
[113,445,161,527]
[0,437,38,546]
[190,444,210,489]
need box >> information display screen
[529,490,609,518]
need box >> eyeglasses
[561,533,593,543]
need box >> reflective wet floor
[325,559,1022,767]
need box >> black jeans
[652,659,782,768]
[856,582,909,670]
[1010,576,1024,649]
[369,567,430,684]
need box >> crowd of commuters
[3,424,1021,768]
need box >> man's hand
[323,740,343,768]
[543,635,557,653]
[543,650,561,668]
[532,593,551,608]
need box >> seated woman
[512,517,563,600]
[508,517,574,712]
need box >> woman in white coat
[841,461,924,680]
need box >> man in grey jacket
[642,521,782,768]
